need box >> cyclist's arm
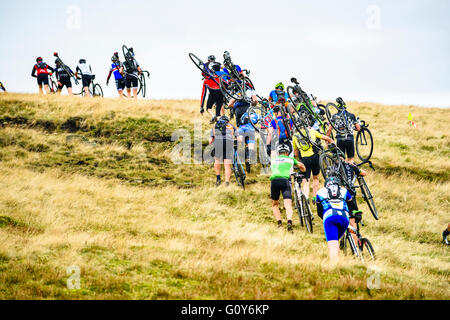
[228,98,236,109]
[31,66,37,77]
[316,194,324,219]
[266,125,274,146]
[317,131,333,144]
[295,161,306,173]
[106,69,113,83]
[47,65,54,73]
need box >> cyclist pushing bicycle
[270,144,306,232]
[316,175,359,262]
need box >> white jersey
[76,63,92,76]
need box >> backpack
[215,120,228,137]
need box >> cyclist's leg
[66,80,73,96]
[301,156,312,198]
[311,153,321,199]
[282,179,293,222]
[346,138,356,164]
[271,179,283,223]
[125,76,132,97]
[224,139,233,183]
[324,215,349,261]
[132,77,138,98]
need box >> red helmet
[36,57,43,62]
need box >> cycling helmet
[36,57,43,62]
[211,63,221,72]
[111,52,119,63]
[249,112,259,124]
[219,115,229,123]
[275,82,284,90]
[55,59,61,66]
[277,143,290,154]
[324,176,341,188]
[208,55,216,62]
[336,97,345,108]
[223,51,230,60]
[79,59,86,64]
[272,105,280,113]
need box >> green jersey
[270,155,298,180]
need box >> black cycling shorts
[115,78,125,91]
[206,89,224,116]
[214,139,234,161]
[82,75,92,87]
[37,74,49,86]
[270,178,292,201]
[337,138,355,159]
[301,153,320,179]
[58,77,72,89]
[125,74,138,89]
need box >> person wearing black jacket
[31,57,54,94]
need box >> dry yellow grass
[0,93,448,299]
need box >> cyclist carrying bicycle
[123,48,142,99]
[54,59,74,95]
[266,101,293,157]
[237,111,260,173]
[270,144,306,232]
[200,63,225,123]
[293,123,333,205]
[316,175,358,262]
[0,81,6,92]
[443,223,450,245]
[326,97,360,163]
[209,115,237,186]
[31,57,54,94]
[107,52,125,98]
[268,82,289,103]
[75,59,93,97]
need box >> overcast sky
[1,0,449,107]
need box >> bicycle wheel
[294,185,304,227]
[93,84,103,97]
[361,238,376,261]
[319,152,338,179]
[219,74,245,100]
[248,106,267,133]
[301,194,313,233]
[356,127,374,162]
[286,86,302,109]
[358,176,379,220]
[139,73,146,97]
[233,152,246,189]
[325,103,346,134]
[188,52,213,77]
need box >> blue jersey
[316,186,352,220]
[269,90,289,103]
[110,63,123,80]
[270,116,293,140]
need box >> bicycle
[73,75,103,97]
[319,144,379,220]
[286,77,328,135]
[232,139,246,189]
[340,211,375,262]
[291,172,314,233]
[355,118,374,163]
[48,73,58,94]
[123,45,150,98]
[219,51,254,101]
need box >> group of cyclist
[30,47,144,98]
[197,51,371,261]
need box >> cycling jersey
[316,186,352,219]
[269,89,288,103]
[200,71,224,110]
[107,62,124,82]
[342,162,361,191]
[262,109,275,129]
[31,62,54,77]
[54,66,73,80]
[76,63,92,76]
[270,116,293,140]
[270,155,298,180]
[292,129,323,158]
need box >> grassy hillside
[0,93,448,299]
